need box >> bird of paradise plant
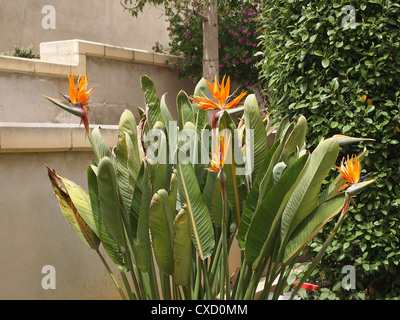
[190,75,246,129]
[44,73,97,134]
[44,74,376,300]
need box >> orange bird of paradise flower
[44,73,97,134]
[190,75,247,111]
[206,132,231,173]
[334,154,361,192]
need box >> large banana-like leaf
[280,138,340,246]
[169,169,178,215]
[244,154,309,265]
[47,167,100,250]
[149,121,170,193]
[284,194,347,262]
[173,206,191,286]
[237,140,280,249]
[192,78,208,133]
[243,94,269,181]
[87,165,128,271]
[141,75,163,129]
[149,189,174,275]
[177,90,195,130]
[219,111,247,225]
[210,177,223,227]
[202,171,218,210]
[281,116,307,165]
[160,93,174,135]
[177,161,215,260]
[91,127,114,163]
[97,156,128,250]
[135,163,152,272]
[116,110,141,214]
[257,122,294,206]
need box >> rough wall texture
[0,0,169,53]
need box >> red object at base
[293,281,319,291]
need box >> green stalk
[209,235,223,295]
[148,253,160,300]
[232,253,247,300]
[95,249,127,300]
[200,259,213,299]
[121,271,136,300]
[219,170,229,300]
[192,254,201,299]
[87,131,101,162]
[160,271,171,300]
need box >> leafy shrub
[258,0,400,299]
[1,42,40,59]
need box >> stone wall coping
[0,122,119,153]
[0,39,182,77]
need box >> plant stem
[95,249,127,300]
[121,271,136,300]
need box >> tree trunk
[202,0,219,123]
[202,0,219,83]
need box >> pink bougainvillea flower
[44,74,97,133]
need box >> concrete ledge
[0,122,119,153]
[0,39,183,77]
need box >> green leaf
[177,90,195,130]
[177,161,215,259]
[280,138,340,245]
[47,167,100,250]
[282,116,308,164]
[284,194,347,262]
[97,157,127,249]
[116,111,141,214]
[141,75,162,129]
[149,189,174,275]
[322,59,330,68]
[192,77,208,132]
[91,127,114,162]
[243,94,269,180]
[237,140,280,249]
[244,154,309,265]
[87,165,127,271]
[160,93,175,135]
[169,169,178,215]
[173,206,191,286]
[135,163,152,272]
[43,96,85,118]
[219,111,247,224]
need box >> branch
[119,0,141,12]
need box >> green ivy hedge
[258,0,400,299]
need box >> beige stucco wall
[0,150,124,300]
[0,0,169,53]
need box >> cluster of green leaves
[1,42,39,59]
[258,0,400,299]
[152,0,263,90]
